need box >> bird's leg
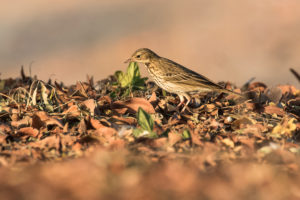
[181,94,191,112]
[177,94,185,108]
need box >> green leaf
[137,107,154,131]
[182,130,191,139]
[127,62,140,81]
[114,71,129,88]
[114,62,147,97]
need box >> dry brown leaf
[148,92,157,104]
[60,134,77,147]
[78,119,87,134]
[81,99,97,115]
[190,130,203,146]
[63,104,81,118]
[231,117,254,130]
[98,95,112,105]
[205,104,215,112]
[245,102,256,111]
[93,127,116,138]
[90,118,106,129]
[168,132,182,146]
[63,122,69,133]
[75,81,89,97]
[243,124,265,139]
[264,105,285,116]
[33,135,60,149]
[277,85,298,95]
[0,123,11,134]
[9,108,19,121]
[11,116,31,128]
[113,107,128,115]
[32,111,49,129]
[0,134,6,144]
[112,116,137,125]
[45,118,63,129]
[112,98,155,114]
[17,127,39,137]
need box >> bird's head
[125,48,159,64]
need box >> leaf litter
[0,64,299,199]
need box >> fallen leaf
[113,107,128,115]
[205,104,215,112]
[112,98,155,114]
[45,118,63,129]
[277,85,298,95]
[93,127,116,138]
[0,123,11,134]
[112,116,137,125]
[11,116,31,128]
[231,117,254,130]
[190,130,202,146]
[264,105,285,116]
[75,81,89,97]
[32,135,60,149]
[17,127,39,137]
[168,132,182,146]
[32,111,49,129]
[90,118,106,129]
[98,95,112,105]
[63,104,81,118]
[81,99,98,116]
[148,92,157,104]
[78,119,87,134]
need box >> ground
[0,66,299,200]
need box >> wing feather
[156,58,224,91]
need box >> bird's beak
[124,58,131,63]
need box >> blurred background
[1,0,300,86]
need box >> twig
[290,68,300,83]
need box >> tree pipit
[125,48,243,112]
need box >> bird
[125,48,243,112]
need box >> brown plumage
[125,48,243,111]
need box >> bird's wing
[158,58,224,91]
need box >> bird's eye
[136,55,141,58]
